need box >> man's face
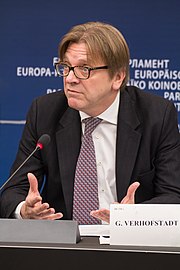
[63,42,124,116]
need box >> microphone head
[36,134,51,150]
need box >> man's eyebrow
[62,58,91,66]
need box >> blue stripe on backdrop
[0,0,180,185]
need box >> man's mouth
[67,89,81,95]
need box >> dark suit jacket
[1,86,180,218]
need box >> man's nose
[65,70,79,82]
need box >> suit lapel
[55,89,142,214]
[56,107,81,218]
[116,89,142,201]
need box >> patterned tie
[72,117,102,224]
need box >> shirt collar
[79,91,120,125]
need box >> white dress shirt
[80,91,120,210]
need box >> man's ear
[112,70,126,90]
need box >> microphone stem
[0,146,40,192]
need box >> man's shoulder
[28,91,69,122]
[124,85,172,107]
[35,90,66,104]
[32,90,68,112]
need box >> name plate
[0,219,80,246]
[110,204,180,247]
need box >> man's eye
[81,66,89,72]
[63,65,69,69]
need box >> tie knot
[83,117,102,135]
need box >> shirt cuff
[14,201,25,219]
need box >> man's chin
[67,98,82,111]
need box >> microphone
[0,134,51,192]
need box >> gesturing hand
[120,181,140,204]
[90,182,140,223]
[20,173,63,220]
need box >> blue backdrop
[0,0,180,185]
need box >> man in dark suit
[1,22,180,223]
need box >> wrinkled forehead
[64,41,104,65]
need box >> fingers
[25,195,42,207]
[121,182,140,204]
[21,201,63,220]
[26,173,42,207]
[40,212,63,220]
[33,206,63,220]
[28,173,39,194]
[20,172,63,220]
[90,209,110,224]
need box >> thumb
[121,182,140,204]
[27,173,39,194]
[126,181,140,200]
